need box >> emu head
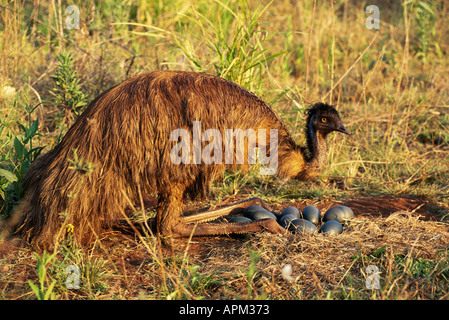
[306,103,351,136]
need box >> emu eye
[321,117,327,123]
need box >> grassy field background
[0,0,449,300]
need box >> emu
[8,70,350,248]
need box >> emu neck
[302,122,328,179]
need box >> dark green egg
[281,207,300,218]
[243,205,277,221]
[319,220,343,236]
[301,206,321,225]
[289,219,317,234]
[244,205,265,215]
[229,216,253,223]
[323,206,354,223]
[278,214,297,229]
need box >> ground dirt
[1,195,448,300]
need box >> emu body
[10,70,350,247]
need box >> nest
[199,211,449,298]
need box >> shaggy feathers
[9,71,347,248]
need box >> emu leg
[170,198,287,238]
[172,219,286,238]
[181,197,280,223]
[156,185,185,236]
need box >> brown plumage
[8,70,350,248]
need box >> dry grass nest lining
[200,211,449,286]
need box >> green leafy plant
[51,238,108,298]
[246,249,261,298]
[28,251,58,300]
[50,52,89,122]
[171,0,285,93]
[406,0,437,61]
[0,98,44,217]
[68,148,97,175]
[178,264,220,299]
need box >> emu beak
[336,125,351,135]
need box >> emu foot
[171,197,287,238]
[171,218,286,238]
[180,197,281,224]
